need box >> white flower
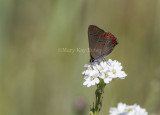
[109,102,148,115]
[96,61,113,84]
[83,64,100,87]
[110,103,128,115]
[127,104,148,115]
[107,59,127,79]
[82,59,127,87]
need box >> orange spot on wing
[112,40,116,45]
[104,33,107,37]
[110,36,114,40]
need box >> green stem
[91,80,106,115]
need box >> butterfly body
[88,25,118,63]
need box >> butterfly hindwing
[101,32,118,57]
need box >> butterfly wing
[88,25,105,60]
[88,25,118,62]
[100,32,118,58]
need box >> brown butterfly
[88,25,118,63]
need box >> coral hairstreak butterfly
[88,25,118,63]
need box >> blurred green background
[0,0,160,115]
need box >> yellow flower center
[112,69,116,75]
[105,74,108,78]
[90,76,95,81]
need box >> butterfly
[88,25,118,63]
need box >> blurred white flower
[109,102,148,115]
[127,104,148,115]
[109,103,127,115]
[82,59,127,87]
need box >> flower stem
[91,79,106,115]
[94,111,97,115]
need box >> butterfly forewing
[88,25,105,60]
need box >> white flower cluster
[109,103,148,115]
[82,59,127,87]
